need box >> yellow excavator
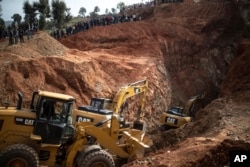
[74,79,148,129]
[160,92,206,130]
[0,90,152,167]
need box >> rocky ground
[0,0,249,166]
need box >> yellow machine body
[160,93,205,130]
[0,89,152,167]
[73,79,148,126]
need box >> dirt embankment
[58,1,244,129]
[0,0,249,166]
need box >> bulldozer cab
[76,98,113,123]
[90,98,113,110]
[31,91,75,145]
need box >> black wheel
[78,150,115,167]
[0,144,39,167]
[75,145,101,166]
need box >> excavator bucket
[81,115,153,160]
[122,129,153,159]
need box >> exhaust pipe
[17,91,23,110]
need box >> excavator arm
[74,79,148,127]
[184,92,206,116]
[111,79,148,118]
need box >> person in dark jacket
[18,28,24,43]
[8,29,14,45]
[13,28,19,44]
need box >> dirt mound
[0,32,67,60]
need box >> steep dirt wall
[220,39,250,100]
[154,1,244,105]
[59,1,244,114]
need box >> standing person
[19,28,24,43]
[27,23,33,40]
[8,29,14,45]
[13,28,19,44]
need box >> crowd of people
[50,14,142,39]
[7,28,27,45]
[122,0,155,12]
[50,0,184,39]
[2,0,184,43]
[121,0,183,12]
[5,23,38,45]
[50,1,156,39]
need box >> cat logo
[15,117,35,126]
[25,119,34,125]
[76,116,93,123]
[165,117,177,125]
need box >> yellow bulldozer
[0,89,152,167]
[73,79,148,129]
[160,92,206,131]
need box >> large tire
[75,145,101,166]
[0,144,39,167]
[78,150,115,167]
